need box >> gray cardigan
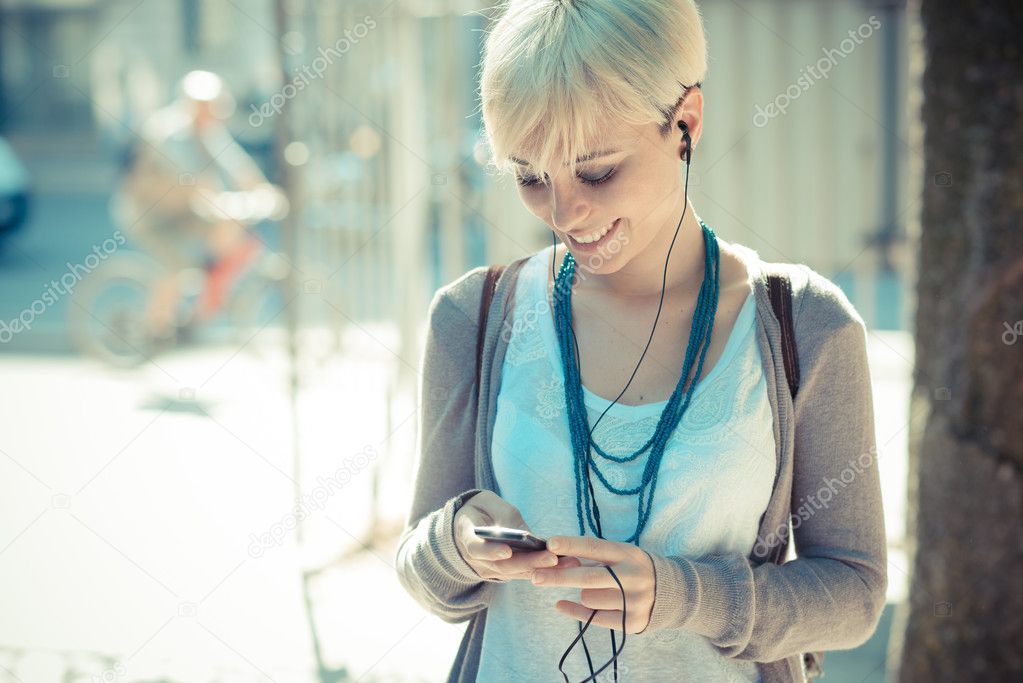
[394,244,888,682]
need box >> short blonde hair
[478,0,708,184]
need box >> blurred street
[0,310,466,682]
[0,178,469,682]
[0,159,118,353]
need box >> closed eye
[515,167,617,188]
[580,167,616,186]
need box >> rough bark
[895,0,1023,680]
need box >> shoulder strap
[475,264,507,389]
[766,271,800,399]
[766,271,817,676]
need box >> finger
[469,492,529,530]
[579,587,630,611]
[532,565,619,589]
[455,501,493,528]
[491,548,581,576]
[464,538,512,562]
[480,555,580,582]
[547,535,631,562]
[521,555,582,572]
[554,601,631,632]
[475,563,536,581]
[492,549,559,573]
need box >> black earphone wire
[550,121,693,682]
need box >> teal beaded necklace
[551,219,720,544]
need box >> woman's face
[512,113,699,280]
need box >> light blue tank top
[478,247,775,682]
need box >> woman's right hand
[453,491,581,581]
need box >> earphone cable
[550,121,693,682]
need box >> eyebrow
[510,148,621,166]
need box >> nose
[548,175,589,233]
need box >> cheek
[518,188,546,218]
[617,169,675,229]
[603,182,636,211]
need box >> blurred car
[0,136,31,246]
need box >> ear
[673,86,704,156]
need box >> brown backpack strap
[768,271,819,678]
[804,650,825,680]
[766,271,800,400]
[475,264,507,389]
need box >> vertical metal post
[272,0,303,543]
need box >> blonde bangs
[479,0,708,183]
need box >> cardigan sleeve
[641,274,888,662]
[394,278,504,624]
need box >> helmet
[177,70,235,118]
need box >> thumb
[488,503,530,532]
[467,492,531,531]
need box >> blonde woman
[396,1,887,681]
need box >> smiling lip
[567,218,621,251]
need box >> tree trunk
[895,1,1023,680]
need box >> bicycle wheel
[67,252,163,368]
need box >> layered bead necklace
[551,219,721,544]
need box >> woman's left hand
[531,535,657,634]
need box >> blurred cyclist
[110,69,285,342]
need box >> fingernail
[532,572,546,585]
[542,554,558,566]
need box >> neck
[584,200,707,300]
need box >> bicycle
[68,187,292,368]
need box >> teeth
[574,220,616,244]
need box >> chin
[569,251,630,277]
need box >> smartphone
[474,525,548,552]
